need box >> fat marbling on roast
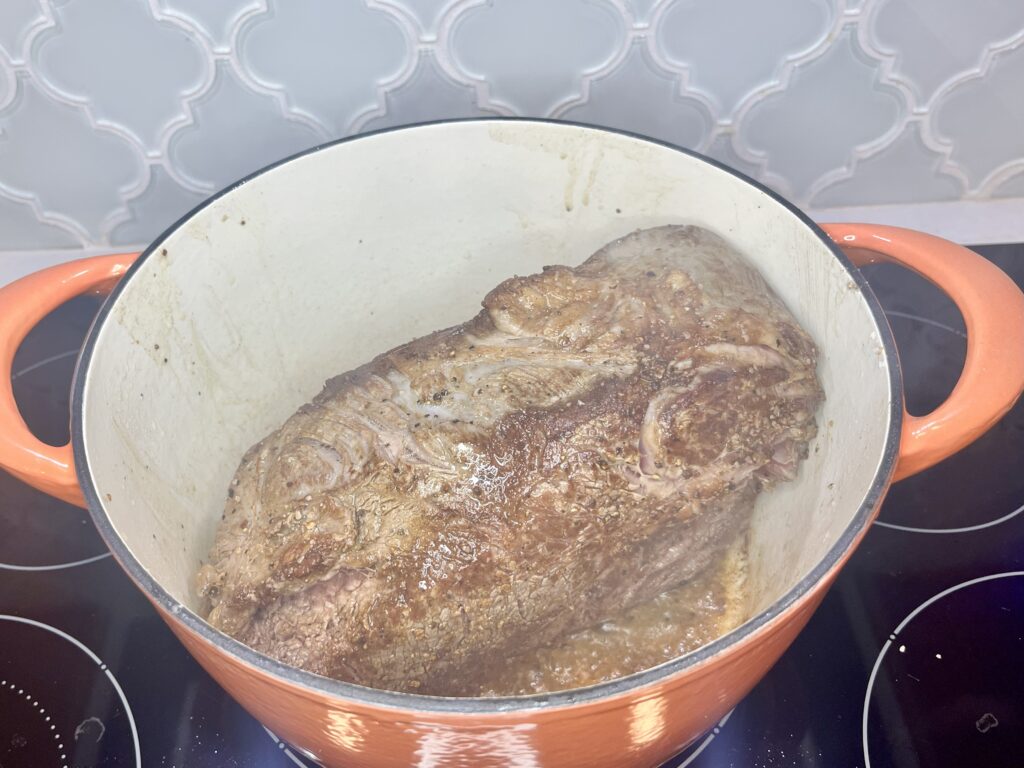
[196,225,824,696]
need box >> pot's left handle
[0,254,138,507]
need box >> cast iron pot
[3,120,1024,768]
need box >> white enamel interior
[81,121,893,635]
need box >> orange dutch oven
[2,120,1023,767]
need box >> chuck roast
[196,225,824,696]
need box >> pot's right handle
[822,223,1024,481]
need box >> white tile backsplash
[449,0,629,116]
[558,40,712,150]
[36,0,209,147]
[656,0,835,115]
[809,122,965,208]
[165,59,322,193]
[932,41,1024,192]
[0,0,1022,255]
[740,26,906,200]
[239,1,412,134]
[869,0,1024,105]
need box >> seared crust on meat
[196,225,823,695]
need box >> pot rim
[72,117,903,714]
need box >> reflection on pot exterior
[412,722,540,768]
[325,707,368,753]
[629,695,667,747]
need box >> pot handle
[821,223,1024,481]
[0,254,138,507]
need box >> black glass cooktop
[2,244,1022,768]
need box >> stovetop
[2,245,1022,768]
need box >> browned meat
[196,225,823,696]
